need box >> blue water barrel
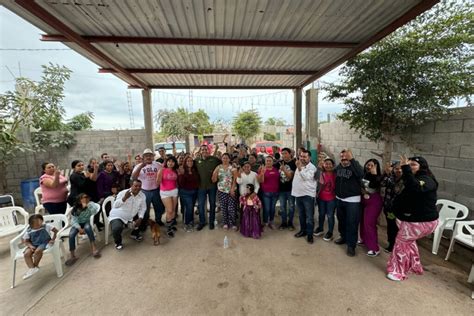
[20,178,39,212]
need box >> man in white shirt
[109,179,147,250]
[291,149,317,244]
[132,148,164,229]
[236,162,260,196]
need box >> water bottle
[223,235,229,249]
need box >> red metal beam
[100,68,316,75]
[298,0,440,88]
[15,0,148,89]
[128,85,297,90]
[42,35,357,49]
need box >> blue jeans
[180,189,198,225]
[336,199,361,248]
[262,192,279,224]
[295,196,315,236]
[317,199,336,233]
[142,188,165,226]
[198,187,217,225]
[279,191,295,226]
[69,223,95,251]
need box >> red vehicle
[252,141,282,155]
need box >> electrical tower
[188,89,193,112]
[127,90,135,129]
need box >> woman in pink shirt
[39,162,69,214]
[157,156,179,238]
[257,156,280,229]
[314,158,337,241]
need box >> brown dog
[148,219,161,245]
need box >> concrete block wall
[5,129,147,204]
[319,107,474,213]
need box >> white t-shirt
[133,161,162,191]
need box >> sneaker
[367,250,380,257]
[171,226,177,232]
[167,229,175,238]
[223,225,229,230]
[334,237,346,245]
[184,225,193,233]
[347,247,356,257]
[313,227,324,237]
[323,232,333,241]
[115,244,123,250]
[357,240,364,246]
[232,226,238,231]
[268,223,275,230]
[386,273,401,282]
[383,246,393,253]
[130,234,143,241]
[288,224,295,231]
[22,268,38,280]
[278,223,287,230]
[196,223,206,231]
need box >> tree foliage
[324,0,473,163]
[0,64,77,193]
[265,117,286,126]
[154,107,213,139]
[263,132,276,141]
[66,111,94,131]
[232,109,261,142]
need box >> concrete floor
[0,218,473,316]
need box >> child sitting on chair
[239,184,263,239]
[65,193,101,266]
[22,214,58,280]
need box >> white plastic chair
[10,214,68,288]
[0,207,29,238]
[33,187,45,215]
[102,195,116,245]
[445,220,474,261]
[432,199,469,255]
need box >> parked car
[252,141,282,155]
[154,142,186,155]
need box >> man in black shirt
[275,148,297,230]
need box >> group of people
[24,140,439,283]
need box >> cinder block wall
[5,129,147,203]
[319,107,474,213]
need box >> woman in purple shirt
[257,156,280,229]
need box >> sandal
[92,251,101,258]
[65,257,78,266]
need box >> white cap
[143,148,154,155]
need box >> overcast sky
[0,6,344,130]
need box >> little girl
[22,214,58,280]
[66,193,101,266]
[239,184,263,239]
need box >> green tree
[263,132,276,141]
[265,117,286,126]
[154,107,213,139]
[66,111,94,131]
[232,109,262,143]
[325,0,473,165]
[0,64,75,194]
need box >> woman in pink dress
[240,184,263,239]
[386,156,439,281]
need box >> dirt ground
[0,216,473,316]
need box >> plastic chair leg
[432,228,442,255]
[444,236,456,261]
[105,223,110,245]
[52,247,63,278]
[468,264,474,283]
[11,259,16,288]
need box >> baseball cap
[143,148,154,155]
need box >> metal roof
[2,0,438,89]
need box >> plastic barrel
[20,178,39,212]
